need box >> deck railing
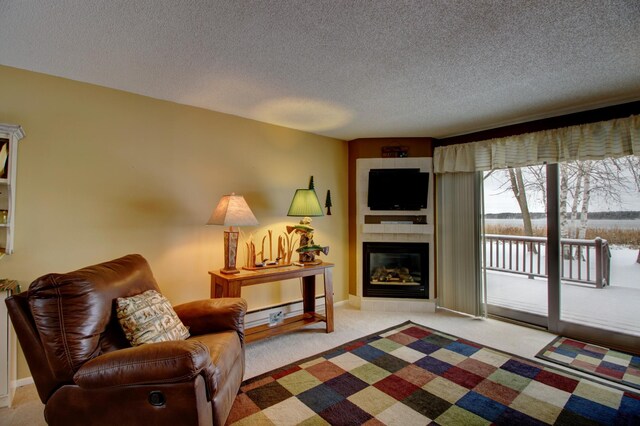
[484,234,611,288]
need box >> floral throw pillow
[116,290,190,346]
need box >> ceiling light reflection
[252,97,353,133]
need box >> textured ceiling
[1,1,640,140]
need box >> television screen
[367,168,429,210]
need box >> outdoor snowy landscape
[485,244,640,336]
[482,157,639,337]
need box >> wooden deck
[485,234,611,288]
[486,269,640,336]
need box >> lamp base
[298,252,322,265]
[295,259,322,266]
[222,230,240,274]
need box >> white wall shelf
[0,124,25,256]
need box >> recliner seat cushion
[28,254,161,381]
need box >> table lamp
[287,177,328,264]
[207,193,258,274]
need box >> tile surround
[353,157,436,312]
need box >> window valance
[434,114,640,173]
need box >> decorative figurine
[286,217,329,264]
[244,229,292,269]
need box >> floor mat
[536,335,640,391]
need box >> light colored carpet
[0,383,42,426]
[0,304,561,426]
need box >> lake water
[485,218,640,230]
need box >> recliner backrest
[5,292,60,403]
[27,254,160,382]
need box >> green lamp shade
[287,189,324,217]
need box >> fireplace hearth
[363,242,428,299]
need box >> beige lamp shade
[287,189,324,217]
[207,193,258,227]
[207,193,257,274]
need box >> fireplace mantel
[350,157,437,312]
[361,223,434,234]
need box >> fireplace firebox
[363,242,429,299]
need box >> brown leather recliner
[5,254,247,426]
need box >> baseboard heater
[244,296,326,329]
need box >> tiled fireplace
[351,157,436,312]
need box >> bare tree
[613,155,640,263]
[527,165,547,211]
[568,165,583,239]
[508,168,535,238]
[489,155,640,262]
[559,163,572,258]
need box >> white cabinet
[0,124,25,256]
[0,281,18,407]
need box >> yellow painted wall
[0,65,349,380]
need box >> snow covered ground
[486,245,640,336]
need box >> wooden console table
[209,262,334,343]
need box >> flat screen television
[367,168,429,210]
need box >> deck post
[595,237,603,289]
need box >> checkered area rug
[536,336,640,391]
[226,322,640,425]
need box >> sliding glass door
[483,158,640,352]
[483,166,548,327]
[555,157,640,351]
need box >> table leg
[302,275,315,314]
[324,268,334,333]
[228,281,242,298]
[211,277,227,298]
[211,276,237,298]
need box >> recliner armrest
[73,340,217,399]
[173,298,247,343]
